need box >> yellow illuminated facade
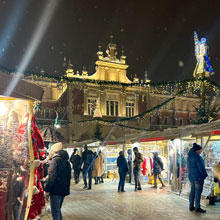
[26,40,214,143]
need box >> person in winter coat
[133,147,144,191]
[70,148,81,184]
[152,152,166,188]
[187,143,208,213]
[81,145,95,190]
[117,151,128,192]
[92,151,104,184]
[44,142,71,220]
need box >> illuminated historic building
[26,41,212,144]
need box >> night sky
[0,0,220,82]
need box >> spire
[82,66,88,77]
[120,48,126,64]
[97,43,103,60]
[65,59,74,77]
[40,68,45,75]
[106,35,117,61]
[144,70,151,83]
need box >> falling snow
[0,1,219,82]
[178,61,184,67]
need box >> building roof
[0,71,44,101]
[132,120,220,142]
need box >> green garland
[78,89,184,126]
[0,63,214,89]
[114,123,151,131]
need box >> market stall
[134,138,169,185]
[134,120,220,206]
[0,71,44,220]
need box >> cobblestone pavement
[42,179,220,220]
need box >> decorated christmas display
[27,114,46,220]
[0,98,33,220]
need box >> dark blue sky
[0,0,219,82]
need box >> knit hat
[193,143,202,151]
[50,142,63,153]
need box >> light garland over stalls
[1,65,220,129]
[0,63,219,94]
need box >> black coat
[117,155,128,174]
[81,149,94,171]
[44,150,71,196]
[70,154,81,170]
[153,155,164,174]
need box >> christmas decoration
[94,123,102,140]
[193,32,214,78]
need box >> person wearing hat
[44,142,71,220]
[187,143,208,213]
[70,148,81,184]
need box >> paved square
[42,180,220,220]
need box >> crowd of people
[43,142,210,219]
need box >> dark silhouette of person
[152,152,166,188]
[133,147,143,191]
[117,151,128,192]
[81,145,95,190]
[44,142,71,220]
[187,143,207,213]
[70,148,81,184]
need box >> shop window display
[202,140,220,200]
[169,138,220,205]
[103,147,119,179]
[0,98,32,220]
[137,142,168,185]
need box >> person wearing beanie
[44,142,71,219]
[187,143,208,213]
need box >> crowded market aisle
[42,180,220,220]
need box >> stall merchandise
[28,116,46,219]
[138,141,168,184]
[0,98,33,220]
[202,140,220,199]
[103,146,122,179]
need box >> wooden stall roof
[132,120,220,143]
[0,71,44,101]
